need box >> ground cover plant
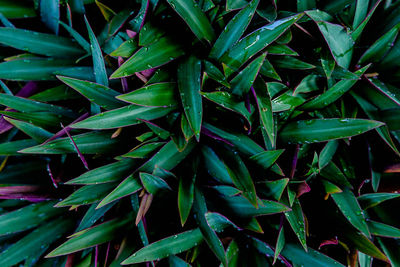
[0,0,400,266]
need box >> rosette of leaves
[0,0,400,266]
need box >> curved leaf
[280,118,384,144]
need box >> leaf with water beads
[122,228,203,264]
[331,187,370,237]
[165,0,215,43]
[279,118,384,144]
[111,37,184,78]
[47,216,133,257]
[178,56,203,141]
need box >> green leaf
[260,58,281,81]
[320,49,335,79]
[140,172,170,194]
[178,56,203,140]
[129,0,147,31]
[220,195,290,218]
[279,118,384,144]
[201,146,232,184]
[166,0,215,43]
[111,37,184,78]
[205,212,240,233]
[273,226,285,264]
[343,229,388,261]
[0,27,82,58]
[193,188,227,265]
[351,0,382,42]
[110,39,137,57]
[252,77,274,147]
[98,140,195,207]
[4,117,52,142]
[56,183,116,207]
[377,237,400,265]
[281,243,345,267]
[223,149,257,207]
[320,161,352,188]
[319,140,339,170]
[20,131,120,154]
[40,0,60,34]
[0,201,63,236]
[366,78,400,106]
[29,84,80,102]
[97,175,142,208]
[0,58,74,81]
[358,193,400,209]
[351,92,400,155]
[259,178,289,201]
[0,111,62,130]
[85,16,108,87]
[271,56,315,70]
[140,139,196,173]
[59,21,91,53]
[203,61,230,87]
[71,105,174,129]
[230,53,265,96]
[117,82,178,107]
[301,65,369,110]
[266,43,299,56]
[0,0,35,18]
[306,13,354,69]
[0,217,74,267]
[139,22,166,47]
[220,14,303,70]
[203,123,264,156]
[178,174,195,226]
[122,142,166,159]
[76,202,116,231]
[47,216,132,257]
[367,220,400,238]
[331,187,370,237]
[0,139,38,155]
[210,0,259,59]
[226,0,248,10]
[284,198,307,251]
[122,229,203,264]
[58,76,124,110]
[293,74,319,95]
[250,150,284,169]
[67,159,136,185]
[360,27,400,64]
[201,91,251,125]
[168,256,191,267]
[0,93,75,117]
[353,0,369,29]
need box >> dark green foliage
[0,0,399,266]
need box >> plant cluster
[0,0,399,266]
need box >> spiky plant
[0,0,400,266]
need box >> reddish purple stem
[43,113,89,145]
[46,162,58,188]
[290,145,300,179]
[95,245,98,267]
[118,57,129,93]
[0,81,39,134]
[61,123,89,170]
[104,242,111,267]
[0,194,50,202]
[201,127,234,146]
